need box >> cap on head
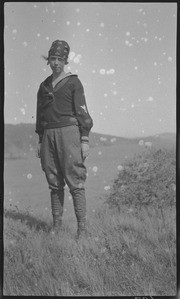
[47,40,70,65]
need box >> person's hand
[36,143,41,158]
[81,142,89,161]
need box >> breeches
[40,125,87,193]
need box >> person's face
[49,55,66,75]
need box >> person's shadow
[4,208,51,233]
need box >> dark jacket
[35,74,93,143]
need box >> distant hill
[4,123,176,159]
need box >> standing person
[35,40,93,239]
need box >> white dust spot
[100,137,107,141]
[22,41,28,47]
[121,97,125,101]
[104,186,110,191]
[100,22,105,27]
[27,173,32,179]
[139,140,144,146]
[117,165,124,171]
[100,69,106,75]
[77,22,81,26]
[105,105,108,109]
[131,104,135,108]
[121,185,126,191]
[139,8,143,13]
[74,54,82,64]
[154,62,157,66]
[113,90,117,95]
[134,66,138,70]
[168,56,173,62]
[45,207,48,211]
[111,137,116,143]
[37,33,40,37]
[78,183,83,188]
[109,68,115,74]
[86,28,90,32]
[98,151,102,155]
[46,36,50,41]
[9,198,12,202]
[12,29,17,34]
[145,141,152,147]
[76,8,80,13]
[171,183,176,192]
[66,21,70,25]
[125,40,129,45]
[101,247,106,253]
[52,9,56,14]
[92,166,98,172]
[20,108,26,115]
[126,32,130,36]
[146,96,154,102]
[69,51,75,60]
[144,38,148,42]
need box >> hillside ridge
[4,123,175,158]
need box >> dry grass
[4,203,176,296]
[3,147,176,296]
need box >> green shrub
[106,147,176,211]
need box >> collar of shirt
[52,72,73,88]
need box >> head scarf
[47,40,70,65]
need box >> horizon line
[4,122,176,139]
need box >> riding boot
[70,188,87,239]
[51,190,64,233]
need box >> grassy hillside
[3,146,176,296]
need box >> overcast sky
[4,2,177,137]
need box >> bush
[106,147,176,211]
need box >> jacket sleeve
[72,78,93,138]
[35,85,44,143]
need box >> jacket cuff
[81,136,89,143]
